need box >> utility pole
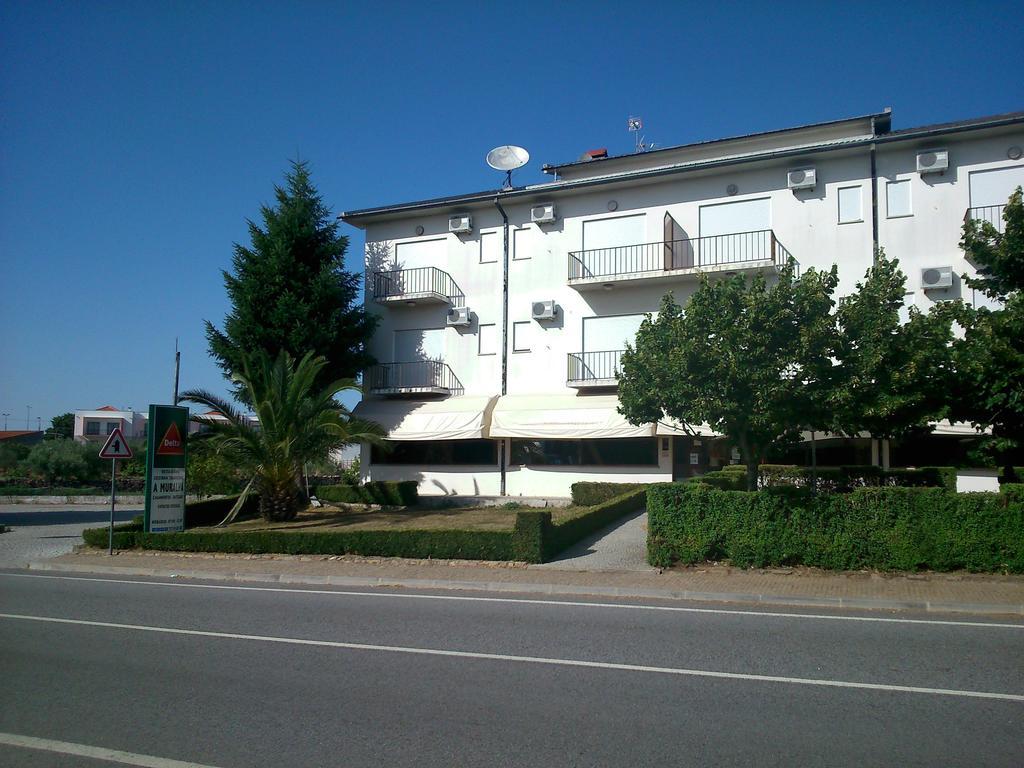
[36,416,41,432]
[1,413,9,430]
[26,405,31,430]
[173,338,181,406]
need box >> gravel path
[535,509,653,571]
[0,504,141,569]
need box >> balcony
[366,361,465,397]
[371,267,465,306]
[965,205,1005,233]
[567,229,794,290]
[567,350,624,389]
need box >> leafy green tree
[618,262,838,490]
[830,252,959,444]
[205,160,376,401]
[187,442,243,498]
[181,350,383,522]
[24,440,104,484]
[45,413,74,441]
[954,188,1024,482]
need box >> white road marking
[1,611,1022,702]
[4,572,1023,630]
[0,731,223,768]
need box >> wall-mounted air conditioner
[446,306,472,327]
[916,149,949,174]
[787,167,817,190]
[531,300,557,321]
[531,203,557,224]
[448,214,472,234]
[921,266,953,290]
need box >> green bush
[23,440,104,484]
[692,470,747,491]
[315,481,418,506]
[646,483,1024,572]
[570,482,647,506]
[512,511,551,563]
[754,464,954,492]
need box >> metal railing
[567,350,624,385]
[366,361,464,395]
[568,229,793,281]
[371,267,465,304]
[965,205,1005,233]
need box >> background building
[343,108,1024,497]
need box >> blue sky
[1,0,1021,429]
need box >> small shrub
[571,482,647,506]
[316,481,418,506]
[512,511,551,563]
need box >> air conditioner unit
[531,203,557,224]
[446,306,471,327]
[448,214,472,234]
[531,300,557,321]
[921,266,953,290]
[787,167,817,190]
[917,149,949,174]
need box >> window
[511,439,658,467]
[105,422,119,435]
[582,314,645,353]
[837,186,862,224]
[698,198,771,236]
[479,231,499,264]
[478,323,497,356]
[512,227,531,260]
[512,321,531,352]
[393,238,445,269]
[581,214,646,251]
[968,166,1024,207]
[85,421,100,436]
[886,180,912,218]
[394,328,444,362]
[371,440,498,465]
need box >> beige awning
[931,420,989,436]
[490,394,653,439]
[352,396,495,441]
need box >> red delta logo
[156,421,185,456]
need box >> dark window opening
[371,439,498,466]
[511,438,658,467]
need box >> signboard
[144,404,189,533]
[99,427,133,459]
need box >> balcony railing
[965,205,1005,233]
[567,350,624,388]
[366,360,464,396]
[371,267,465,306]
[568,229,793,284]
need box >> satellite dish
[486,145,530,171]
[486,145,529,190]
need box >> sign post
[144,405,189,533]
[98,427,133,555]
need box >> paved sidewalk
[26,548,1024,616]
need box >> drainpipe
[869,127,880,263]
[494,196,510,496]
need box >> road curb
[25,560,1024,617]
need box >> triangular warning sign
[98,427,134,459]
[156,421,185,456]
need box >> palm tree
[180,350,383,523]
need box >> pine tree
[205,160,376,400]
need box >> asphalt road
[0,504,141,569]
[1,571,1022,767]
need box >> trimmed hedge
[82,489,646,564]
[315,481,418,506]
[692,464,958,492]
[692,470,746,491]
[647,483,1024,572]
[570,482,647,506]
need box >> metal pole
[173,338,181,406]
[108,459,116,555]
[810,430,818,494]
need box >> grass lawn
[189,503,593,534]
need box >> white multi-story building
[342,108,1024,498]
[74,406,148,443]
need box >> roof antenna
[629,116,654,153]
[486,145,530,190]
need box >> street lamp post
[26,405,31,430]
[1,413,9,430]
